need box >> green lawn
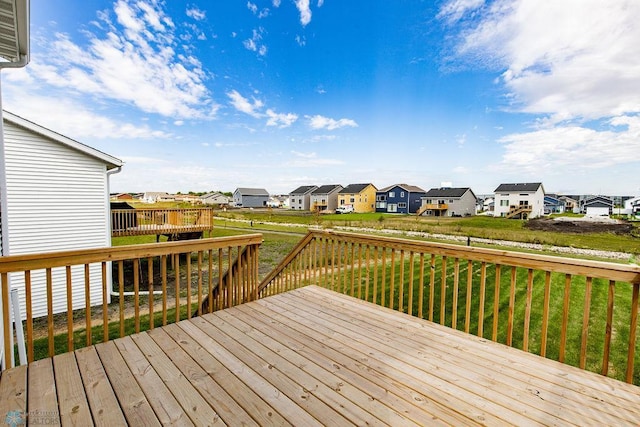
[215,210,640,257]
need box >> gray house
[419,187,477,217]
[233,188,269,208]
[310,184,343,212]
[581,196,613,216]
[289,185,318,210]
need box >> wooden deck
[2,286,639,426]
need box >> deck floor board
[1,285,639,426]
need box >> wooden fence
[1,234,262,369]
[258,230,640,385]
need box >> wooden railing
[506,204,532,219]
[259,230,640,385]
[0,234,262,370]
[111,208,215,237]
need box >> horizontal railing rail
[1,234,262,370]
[258,230,640,385]
[111,208,215,237]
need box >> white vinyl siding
[3,121,110,318]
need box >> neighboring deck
[111,208,214,239]
[2,285,640,426]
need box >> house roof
[235,188,269,196]
[312,184,343,195]
[378,183,426,193]
[290,185,318,195]
[583,196,613,206]
[3,110,123,170]
[424,187,473,198]
[144,192,171,198]
[339,183,375,194]
[0,0,29,66]
[494,183,543,193]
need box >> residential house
[493,183,545,219]
[0,111,123,319]
[289,185,318,210]
[481,196,495,213]
[267,195,288,208]
[337,183,377,213]
[310,184,343,212]
[419,187,477,217]
[110,193,133,201]
[174,194,201,204]
[233,188,269,208]
[375,184,426,214]
[559,195,579,214]
[142,192,174,203]
[200,192,230,206]
[544,194,564,215]
[581,196,613,216]
[622,196,640,217]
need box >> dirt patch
[525,217,635,235]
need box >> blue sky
[3,0,639,195]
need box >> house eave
[0,0,29,68]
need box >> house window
[400,192,405,197]
[449,199,453,203]
[376,195,386,201]
[350,198,355,203]
[399,202,407,208]
[500,200,509,206]
[389,191,395,198]
[425,199,432,204]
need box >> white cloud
[496,115,640,173]
[307,115,358,130]
[247,2,258,14]
[186,6,206,21]
[295,0,312,26]
[266,109,298,128]
[243,28,267,56]
[3,91,171,140]
[288,151,344,167]
[227,90,264,117]
[272,0,281,7]
[437,0,485,24]
[21,0,213,120]
[442,0,640,179]
[442,0,640,122]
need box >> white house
[622,196,640,217]
[0,111,123,319]
[493,183,545,219]
[142,191,174,203]
[289,185,318,210]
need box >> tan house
[337,183,377,213]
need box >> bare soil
[525,217,635,235]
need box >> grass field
[215,210,640,258]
